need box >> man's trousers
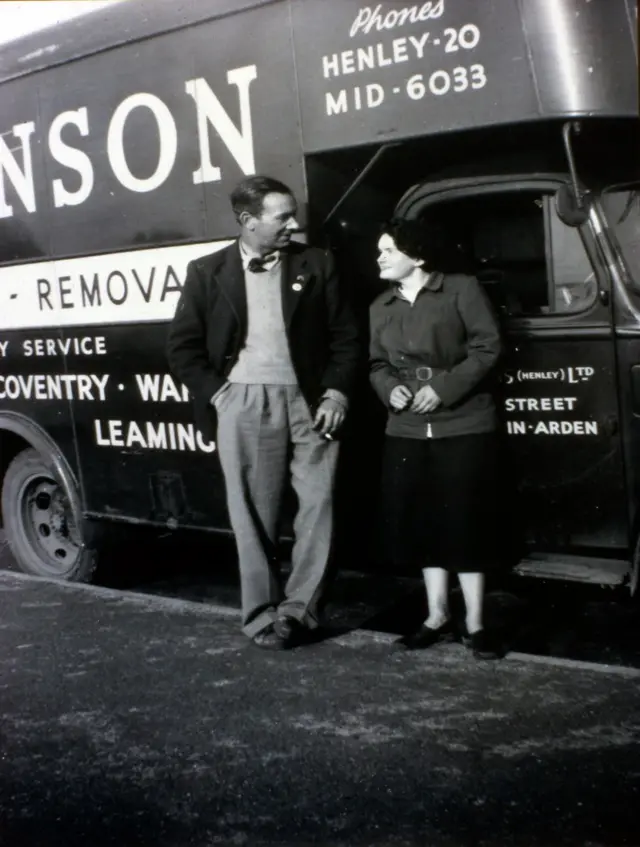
[215,383,339,637]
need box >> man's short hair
[230,175,293,221]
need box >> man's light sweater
[227,259,298,385]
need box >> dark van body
[0,0,639,597]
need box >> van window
[600,190,640,292]
[547,196,597,314]
[433,190,596,318]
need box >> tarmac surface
[3,530,640,670]
[1,568,640,847]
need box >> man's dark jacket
[166,240,361,442]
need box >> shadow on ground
[2,529,640,668]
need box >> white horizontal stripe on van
[0,241,232,330]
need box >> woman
[369,217,502,659]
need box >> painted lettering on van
[22,336,107,357]
[0,373,109,401]
[505,367,597,385]
[0,65,257,219]
[506,420,599,436]
[94,418,216,453]
[0,240,230,329]
[35,265,182,312]
[135,374,190,403]
[349,2,445,37]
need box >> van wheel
[1,448,96,581]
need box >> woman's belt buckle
[415,366,433,381]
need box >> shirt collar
[239,240,280,271]
[380,271,444,305]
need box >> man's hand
[389,385,413,412]
[410,384,441,414]
[211,383,230,409]
[313,398,346,437]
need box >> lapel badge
[292,274,305,292]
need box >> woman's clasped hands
[389,384,441,413]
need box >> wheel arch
[0,412,84,544]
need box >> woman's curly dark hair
[380,217,450,272]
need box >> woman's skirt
[379,432,499,574]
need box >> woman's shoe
[395,620,453,650]
[455,623,472,647]
[469,628,501,660]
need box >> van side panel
[0,4,305,532]
[291,0,638,153]
[0,5,304,261]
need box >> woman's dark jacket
[369,272,502,439]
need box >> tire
[1,448,96,581]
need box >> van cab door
[398,176,628,553]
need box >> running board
[514,553,629,586]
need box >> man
[167,176,360,649]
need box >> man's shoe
[469,628,501,660]
[394,620,454,650]
[273,616,309,648]
[251,623,288,651]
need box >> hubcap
[19,471,80,575]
